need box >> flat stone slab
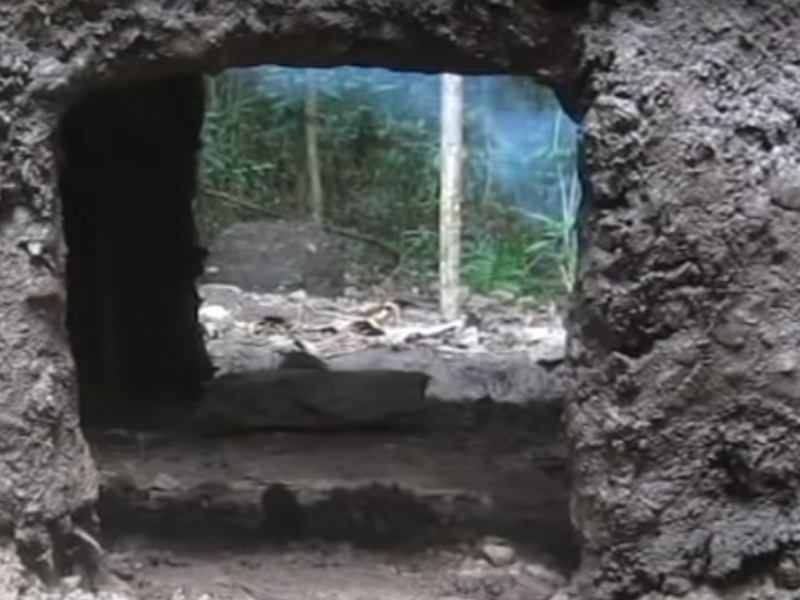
[193,368,434,432]
[328,347,563,404]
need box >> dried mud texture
[16,0,586,99]
[4,0,800,599]
[568,2,800,598]
[0,63,99,599]
[0,0,583,578]
[0,0,585,595]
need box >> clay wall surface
[1,1,799,598]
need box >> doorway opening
[56,65,584,600]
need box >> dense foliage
[198,66,580,299]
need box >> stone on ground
[204,219,345,297]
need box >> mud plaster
[0,1,585,593]
[569,1,800,597]
[0,0,799,598]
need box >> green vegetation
[198,67,580,300]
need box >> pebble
[770,171,800,212]
[199,303,231,321]
[662,575,693,596]
[481,540,516,567]
[60,575,82,591]
[774,556,800,590]
[523,563,566,587]
[149,473,182,491]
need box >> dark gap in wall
[57,74,213,428]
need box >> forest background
[197,66,580,301]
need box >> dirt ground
[88,403,572,600]
[110,537,460,600]
[106,536,567,600]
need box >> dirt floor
[87,403,573,600]
[81,276,573,600]
[104,537,567,600]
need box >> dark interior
[57,74,214,426]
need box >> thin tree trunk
[439,73,465,320]
[305,70,324,226]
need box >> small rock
[199,303,234,338]
[198,283,245,307]
[481,540,516,567]
[771,351,800,375]
[662,575,693,596]
[489,290,517,304]
[149,473,182,491]
[455,326,481,349]
[61,575,82,591]
[109,561,135,582]
[199,303,232,322]
[500,578,557,600]
[288,289,308,302]
[774,556,800,590]
[163,552,190,567]
[770,171,800,212]
[461,557,492,571]
[710,321,748,350]
[449,568,516,599]
[523,563,566,588]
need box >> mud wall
[0,1,586,594]
[2,0,800,598]
[570,3,800,598]
[0,58,99,592]
[58,74,213,425]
